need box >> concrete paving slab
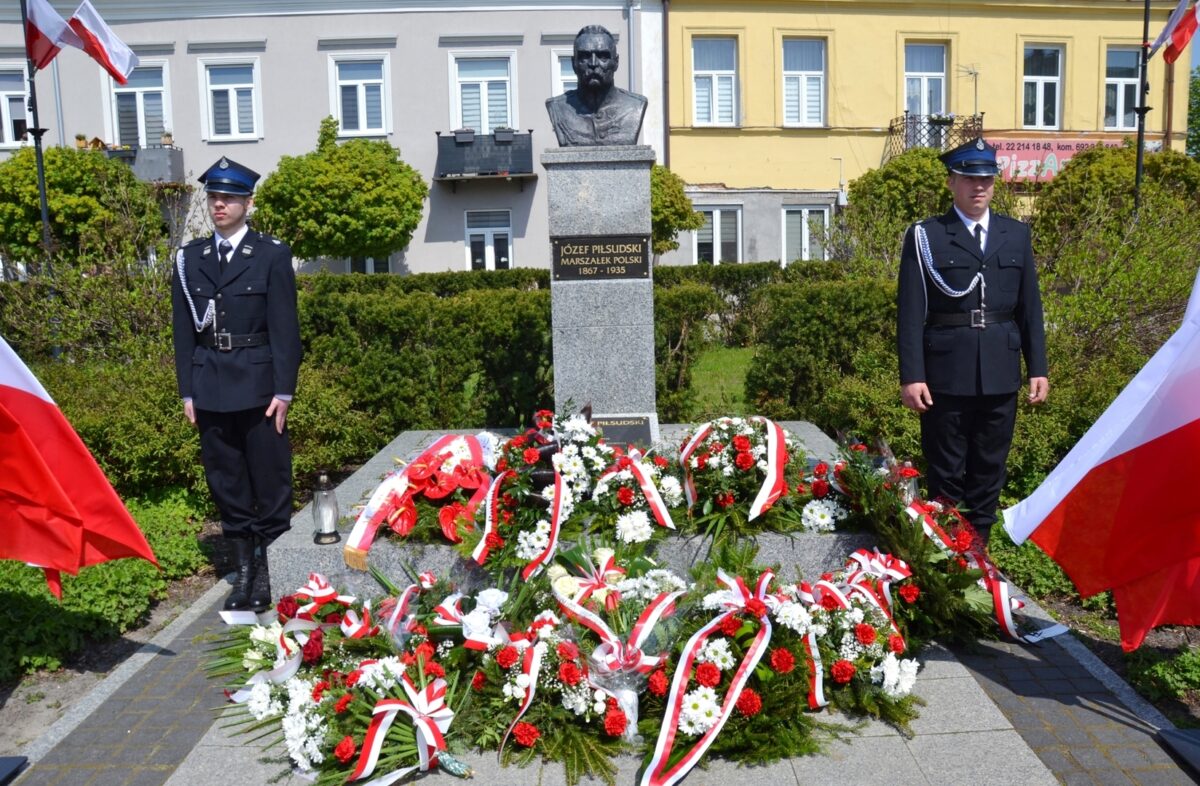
[908,730,1057,786]
[908,677,1011,735]
[791,735,924,784]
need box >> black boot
[249,539,272,613]
[224,537,256,611]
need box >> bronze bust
[546,25,648,146]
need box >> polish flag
[24,0,83,71]
[0,336,156,598]
[1003,268,1200,651]
[67,0,139,84]
[1150,0,1200,65]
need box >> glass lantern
[312,473,340,544]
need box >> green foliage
[650,164,704,256]
[1125,646,1200,703]
[1190,66,1200,158]
[299,267,548,299]
[254,117,429,260]
[653,282,721,422]
[0,146,166,273]
[986,528,1078,600]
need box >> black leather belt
[926,309,1014,329]
[199,331,269,351]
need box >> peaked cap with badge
[939,137,1001,177]
[198,156,261,196]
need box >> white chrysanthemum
[701,589,734,610]
[870,653,920,697]
[249,622,283,646]
[616,510,654,544]
[775,601,813,634]
[801,499,838,532]
[581,445,598,461]
[722,466,735,477]
[516,530,549,559]
[757,459,769,471]
[679,687,721,735]
[475,588,509,615]
[245,682,282,720]
[699,637,733,668]
[593,480,610,498]
[707,455,721,470]
[658,476,684,507]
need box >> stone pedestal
[541,145,658,440]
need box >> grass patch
[690,345,756,420]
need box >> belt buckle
[969,309,986,329]
[216,331,233,351]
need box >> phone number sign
[993,138,1126,181]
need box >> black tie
[219,239,232,269]
[973,223,984,254]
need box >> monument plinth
[542,144,658,443]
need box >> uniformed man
[897,138,1048,544]
[545,25,648,146]
[171,157,302,612]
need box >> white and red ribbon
[470,473,508,565]
[348,675,454,784]
[678,417,788,521]
[520,469,565,580]
[498,638,548,753]
[803,630,827,709]
[596,450,676,530]
[553,577,684,678]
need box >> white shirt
[952,206,989,254]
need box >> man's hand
[901,382,933,413]
[183,399,196,425]
[1028,377,1049,405]
[265,398,290,434]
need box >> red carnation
[732,435,751,452]
[735,451,756,471]
[496,645,520,669]
[501,509,513,524]
[335,693,354,714]
[811,479,830,499]
[820,594,841,611]
[735,688,762,717]
[522,447,541,465]
[496,457,508,472]
[557,641,580,661]
[485,531,505,550]
[715,491,736,509]
[695,662,721,688]
[719,614,742,636]
[793,481,809,496]
[415,641,435,661]
[744,598,768,619]
[603,708,628,736]
[769,647,795,674]
[472,670,487,691]
[648,669,669,696]
[301,629,324,665]
[953,529,974,553]
[512,722,540,747]
[311,680,329,702]
[813,462,829,476]
[850,443,868,452]
[696,452,711,468]
[334,735,357,764]
[425,661,445,678]
[855,623,877,646]
[831,659,857,684]
[898,466,921,479]
[888,634,906,654]
[275,595,299,621]
[558,661,582,687]
[346,669,363,687]
[654,455,670,468]
[617,486,636,506]
[510,435,527,449]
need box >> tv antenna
[957,64,980,117]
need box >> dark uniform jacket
[897,209,1047,397]
[171,230,302,413]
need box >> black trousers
[196,407,293,543]
[920,392,1018,535]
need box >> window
[1104,47,1138,131]
[782,207,829,264]
[350,257,390,274]
[465,210,512,271]
[201,60,260,140]
[694,207,740,264]
[0,66,27,147]
[904,44,945,117]
[692,38,737,126]
[1023,45,1062,129]
[330,56,389,135]
[553,51,577,95]
[782,39,825,126]
[455,57,513,133]
[111,64,169,147]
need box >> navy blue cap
[198,156,260,196]
[939,137,1000,176]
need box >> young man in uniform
[171,157,302,612]
[897,138,1049,544]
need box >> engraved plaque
[591,413,657,448]
[551,235,650,281]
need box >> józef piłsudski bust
[545,25,648,146]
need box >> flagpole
[1134,0,1153,212]
[18,0,56,278]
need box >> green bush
[298,267,549,299]
[654,282,722,422]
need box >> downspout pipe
[662,0,670,168]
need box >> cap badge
[219,157,230,169]
[975,139,986,150]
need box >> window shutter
[716,75,734,124]
[340,84,360,130]
[460,83,481,131]
[486,80,508,131]
[212,90,231,135]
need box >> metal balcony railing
[882,112,985,164]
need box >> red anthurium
[423,470,456,500]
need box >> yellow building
[660,0,1192,265]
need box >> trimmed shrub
[654,282,722,422]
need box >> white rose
[475,588,509,615]
[593,547,615,566]
[553,575,582,599]
[546,564,569,581]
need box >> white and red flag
[1150,0,1200,64]
[23,0,83,71]
[1003,268,1200,651]
[0,335,157,598]
[67,0,138,84]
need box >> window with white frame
[694,207,741,264]
[350,256,390,274]
[465,210,512,271]
[1023,45,1062,129]
[1104,47,1138,131]
[331,56,388,135]
[111,64,169,147]
[0,65,27,147]
[455,56,513,133]
[553,51,577,95]
[782,39,825,126]
[904,43,945,117]
[692,37,737,126]
[201,60,260,140]
[782,206,829,264]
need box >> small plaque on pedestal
[591,413,658,448]
[551,235,649,281]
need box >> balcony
[104,144,186,184]
[433,130,536,189]
[882,113,985,164]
